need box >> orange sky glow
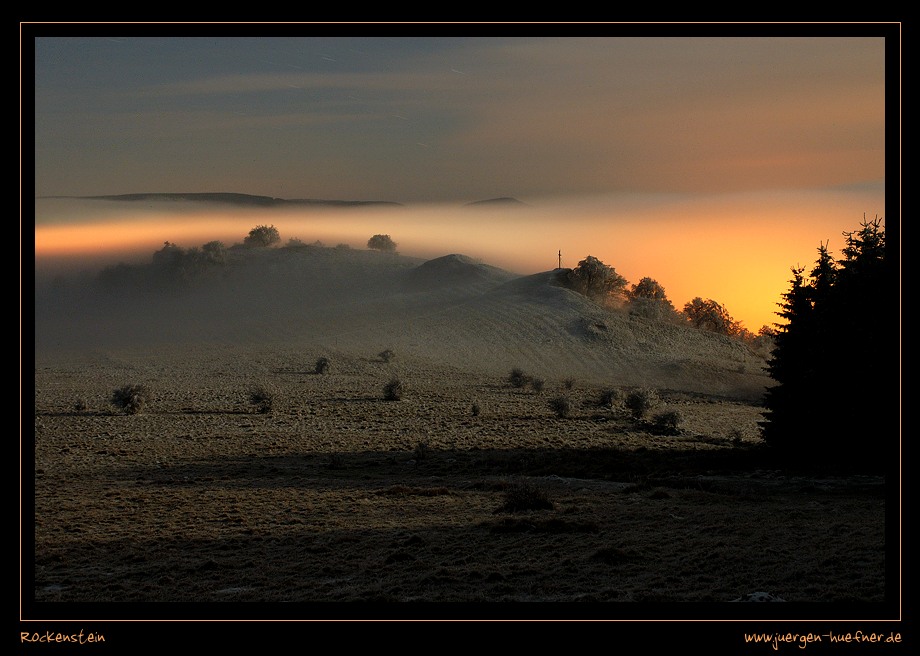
[34,186,885,333]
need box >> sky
[27,25,895,331]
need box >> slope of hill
[403,253,519,292]
[34,244,771,400]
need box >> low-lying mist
[34,185,884,332]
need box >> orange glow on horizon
[34,189,885,332]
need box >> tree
[628,277,669,301]
[682,297,739,335]
[200,240,227,265]
[151,241,185,268]
[244,224,280,247]
[759,216,894,470]
[367,234,397,252]
[563,255,628,305]
[627,277,678,321]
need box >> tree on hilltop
[562,255,628,306]
[367,234,397,253]
[627,277,679,321]
[682,297,740,336]
[244,224,280,248]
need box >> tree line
[96,225,397,292]
[558,254,772,343]
[759,216,894,469]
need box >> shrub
[498,480,554,513]
[111,384,151,415]
[471,402,481,417]
[530,377,545,393]
[314,357,330,375]
[508,368,529,388]
[597,389,619,408]
[73,398,88,414]
[549,395,572,418]
[625,388,658,419]
[200,240,227,265]
[378,349,396,363]
[248,385,274,414]
[651,409,683,434]
[383,377,403,401]
[563,377,576,390]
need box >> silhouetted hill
[464,197,529,207]
[42,193,403,208]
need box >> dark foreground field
[30,349,889,620]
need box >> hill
[34,244,771,400]
[464,197,529,207]
[41,192,402,208]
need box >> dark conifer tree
[760,216,894,471]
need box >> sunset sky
[28,25,896,331]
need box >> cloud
[32,35,887,201]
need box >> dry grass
[31,350,887,614]
[29,248,893,624]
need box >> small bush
[530,377,545,393]
[549,395,572,418]
[651,409,683,434]
[625,388,658,419]
[73,398,88,414]
[471,402,481,417]
[248,385,274,414]
[597,389,619,408]
[508,368,529,388]
[314,357,330,375]
[379,349,396,363]
[563,377,576,390]
[498,480,554,513]
[111,384,151,415]
[383,377,403,401]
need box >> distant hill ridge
[42,193,404,208]
[465,197,528,207]
[40,193,530,208]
